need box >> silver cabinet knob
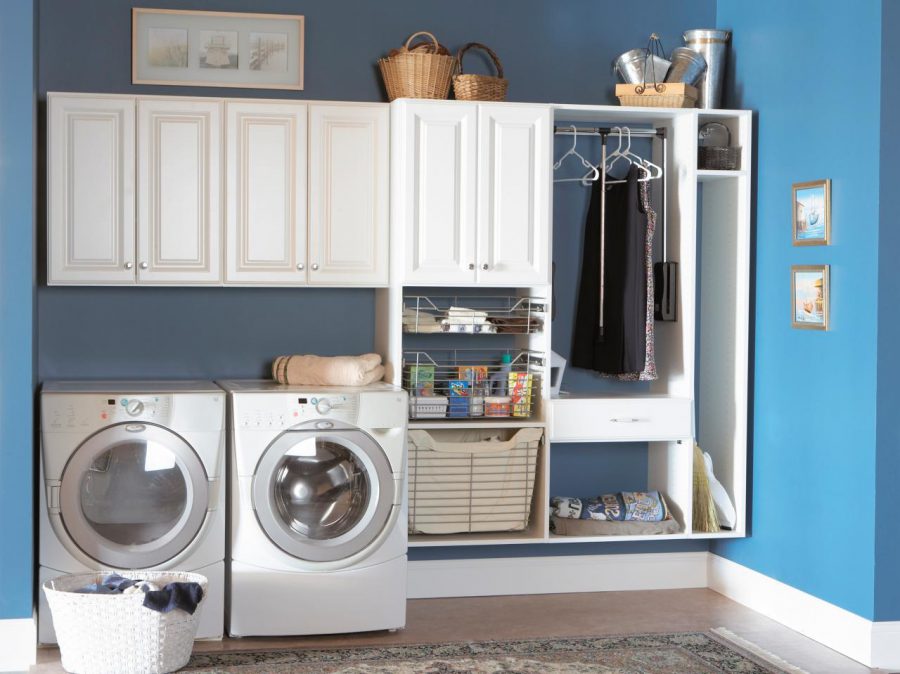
[468,263,475,270]
[139,262,148,269]
[297,263,305,271]
[482,263,489,270]
[311,263,319,271]
[124,262,134,270]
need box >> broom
[693,443,720,533]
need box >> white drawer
[550,397,692,442]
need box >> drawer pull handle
[610,417,644,423]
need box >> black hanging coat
[572,164,647,375]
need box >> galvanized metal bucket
[683,29,731,108]
[614,48,670,85]
[665,47,707,86]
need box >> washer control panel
[42,394,173,430]
[236,393,359,429]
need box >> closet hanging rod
[553,126,667,139]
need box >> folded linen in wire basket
[550,491,670,522]
[272,353,385,386]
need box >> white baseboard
[0,618,36,673]
[708,553,900,669]
[408,551,708,599]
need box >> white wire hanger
[553,125,600,183]
[582,126,663,185]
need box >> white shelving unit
[377,101,752,548]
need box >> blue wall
[712,0,881,620]
[875,0,900,622]
[0,0,36,620]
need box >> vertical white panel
[308,103,388,286]
[48,95,135,284]
[402,102,477,285]
[477,104,551,286]
[225,101,306,285]
[137,98,222,284]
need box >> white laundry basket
[408,427,542,534]
[43,571,207,674]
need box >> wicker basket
[43,571,208,674]
[616,82,698,108]
[453,42,508,101]
[379,31,456,101]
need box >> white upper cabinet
[308,104,389,286]
[137,98,222,284]
[396,101,550,286]
[48,95,136,284]
[401,102,478,285]
[225,101,307,285]
[477,105,551,285]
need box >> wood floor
[33,589,884,673]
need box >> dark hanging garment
[572,164,647,375]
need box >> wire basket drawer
[408,427,542,535]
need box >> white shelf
[409,531,545,547]
[547,532,689,544]
[698,169,749,182]
[409,419,547,430]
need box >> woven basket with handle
[379,31,456,101]
[452,42,508,101]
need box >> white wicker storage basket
[43,571,207,674]
[408,427,542,534]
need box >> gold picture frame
[792,179,831,246]
[791,264,829,330]
[132,8,304,90]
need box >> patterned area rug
[183,632,792,673]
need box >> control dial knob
[126,400,145,417]
[315,398,332,415]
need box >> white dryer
[220,380,407,637]
[39,381,226,644]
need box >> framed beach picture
[791,265,829,330]
[132,8,304,90]
[792,179,831,246]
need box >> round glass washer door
[58,422,209,569]
[252,424,394,563]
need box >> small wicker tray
[616,82,698,108]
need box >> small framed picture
[791,265,829,330]
[132,8,304,90]
[792,179,831,246]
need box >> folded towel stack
[272,353,385,386]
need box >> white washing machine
[220,380,407,637]
[39,381,226,644]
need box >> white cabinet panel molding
[477,105,551,285]
[226,101,307,284]
[48,95,136,284]
[137,98,222,284]
[403,103,478,285]
[308,104,389,286]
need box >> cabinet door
[402,102,477,285]
[477,105,551,286]
[137,99,222,284]
[308,104,388,286]
[225,101,307,285]
[48,95,136,284]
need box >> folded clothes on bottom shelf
[549,491,680,536]
[551,491,670,522]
